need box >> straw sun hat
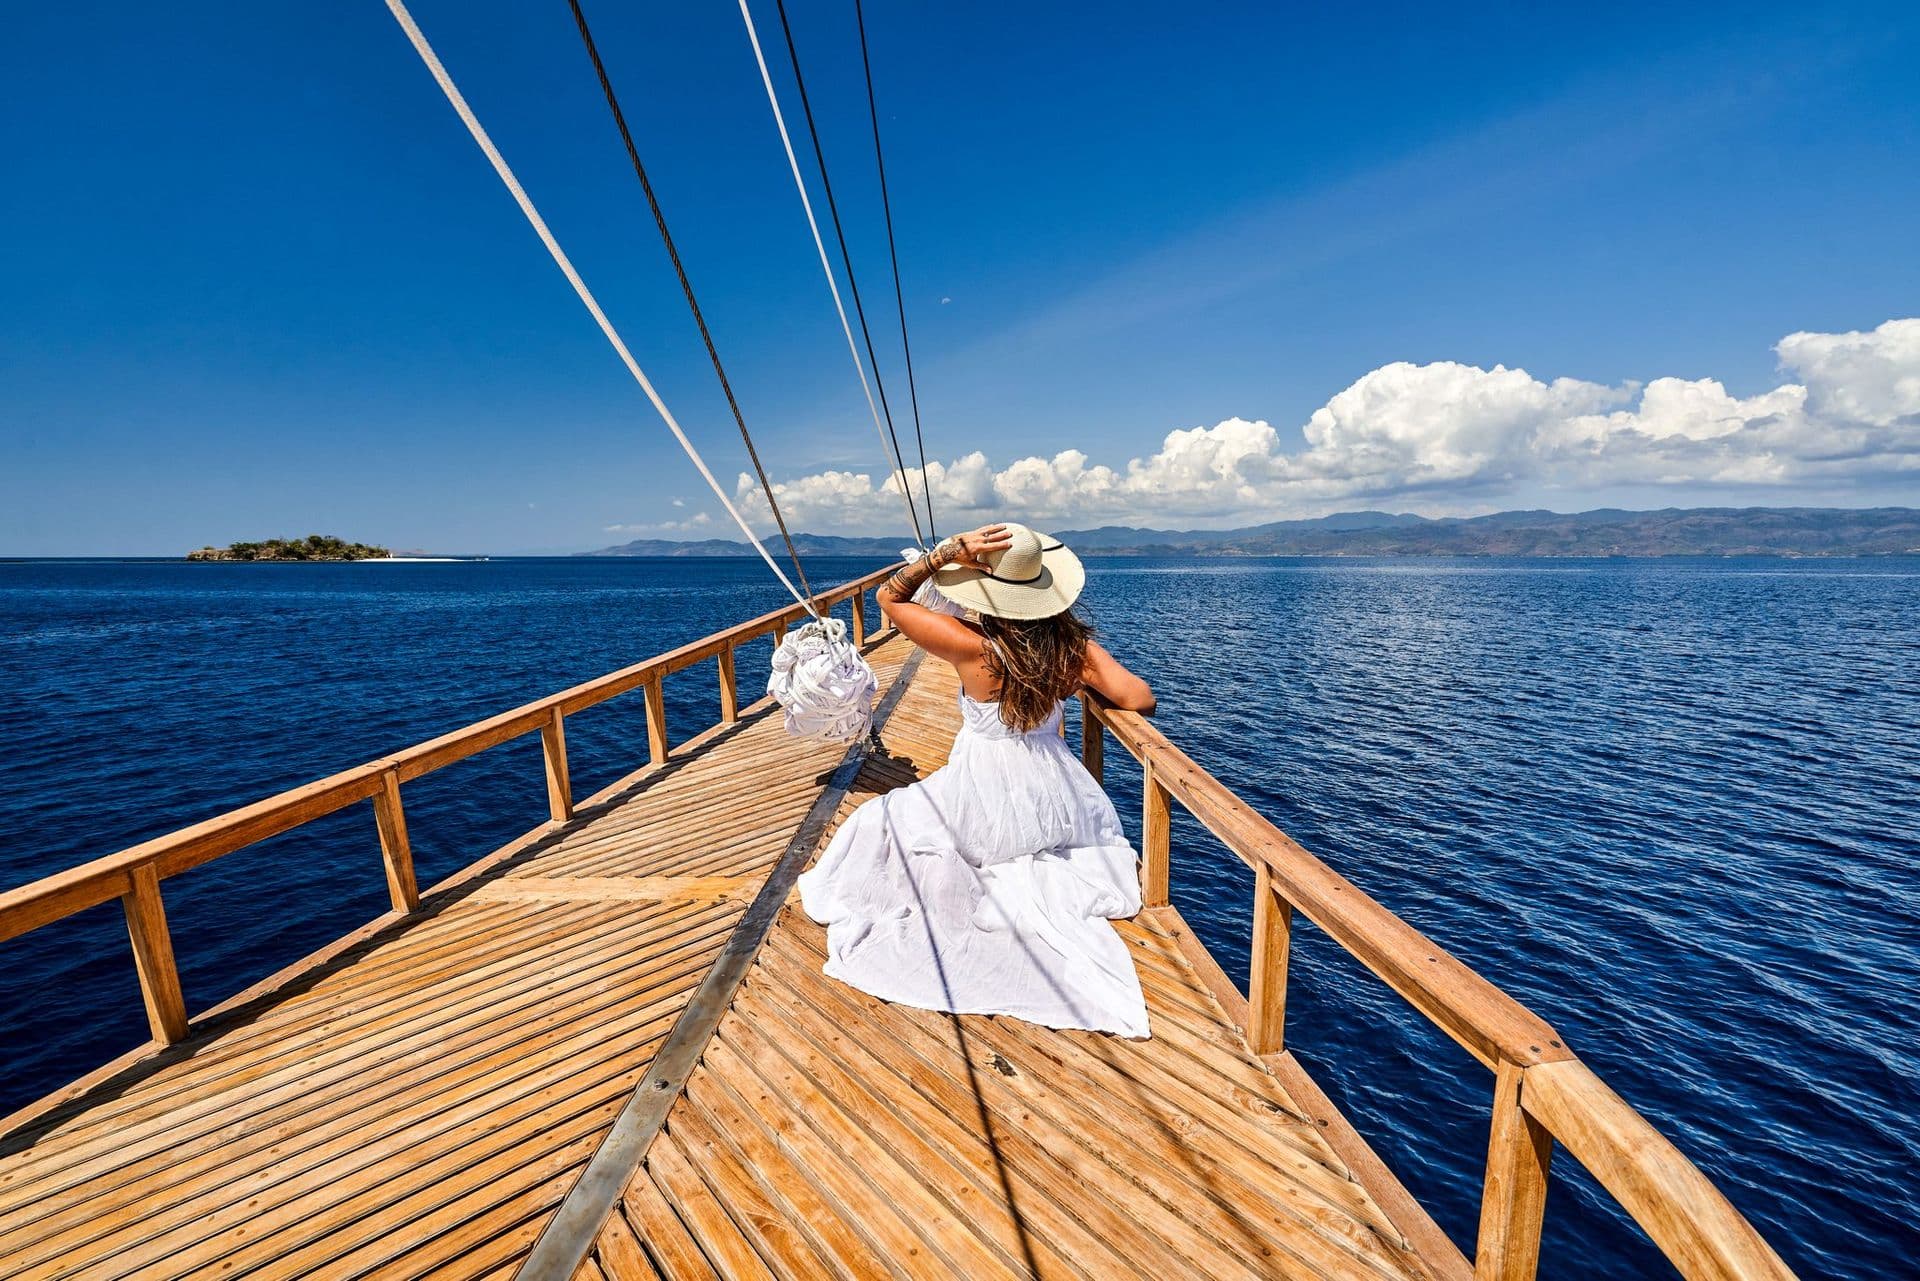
[931,522,1086,621]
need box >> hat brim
[931,539,1085,620]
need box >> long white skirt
[797,693,1149,1038]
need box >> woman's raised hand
[942,523,1013,570]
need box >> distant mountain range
[582,506,1920,559]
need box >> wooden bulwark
[0,567,893,957]
[1080,690,1798,1281]
[0,623,917,1279]
[0,567,1798,1281]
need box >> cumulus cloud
[738,319,1920,531]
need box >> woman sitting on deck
[798,522,1158,1038]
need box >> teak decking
[0,568,1797,1280]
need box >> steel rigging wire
[852,0,936,540]
[736,0,928,548]
[564,0,815,605]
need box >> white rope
[385,0,894,744]
[383,0,815,615]
[735,0,925,548]
[766,616,878,742]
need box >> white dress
[797,690,1150,1038]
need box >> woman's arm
[875,524,1012,665]
[1082,640,1156,713]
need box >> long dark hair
[979,610,1094,732]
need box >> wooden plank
[1141,758,1171,907]
[1139,907,1249,1025]
[1475,1059,1552,1281]
[767,917,1408,1271]
[0,928,715,1267]
[544,708,575,823]
[374,767,419,913]
[716,646,738,724]
[661,1086,842,1281]
[644,674,669,768]
[645,1131,778,1281]
[120,864,188,1045]
[0,903,723,1213]
[705,1030,1022,1280]
[1267,1049,1473,1281]
[1520,1059,1797,1281]
[0,977,697,1265]
[617,1180,719,1281]
[595,1205,668,1280]
[848,592,866,649]
[517,650,927,1281]
[680,1069,895,1278]
[732,960,1122,1281]
[1246,863,1291,1055]
[750,941,1271,1281]
[469,878,757,903]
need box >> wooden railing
[0,565,896,1048]
[1079,691,1797,1281]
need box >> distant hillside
[582,507,1920,559]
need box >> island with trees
[188,535,391,562]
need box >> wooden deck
[576,653,1438,1281]
[0,645,920,1279]
[0,569,1800,1281]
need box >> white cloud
[605,511,713,536]
[738,319,1920,532]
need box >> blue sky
[3,1,1917,554]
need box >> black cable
[566,0,816,602]
[771,0,926,549]
[853,0,936,539]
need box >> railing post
[1081,697,1103,783]
[541,707,573,823]
[373,767,419,912]
[772,620,787,647]
[850,593,867,649]
[644,673,669,767]
[121,863,188,1044]
[1247,863,1292,1054]
[1141,758,1171,907]
[717,644,739,723]
[1476,1059,1553,1280]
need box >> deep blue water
[1,555,1915,1277]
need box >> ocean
[1,555,1914,1277]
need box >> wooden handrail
[1521,1061,1796,1281]
[0,565,894,1018]
[1079,688,1797,1281]
[1082,688,1566,1071]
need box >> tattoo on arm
[880,538,957,602]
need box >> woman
[797,522,1158,1038]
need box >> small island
[188,535,391,562]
